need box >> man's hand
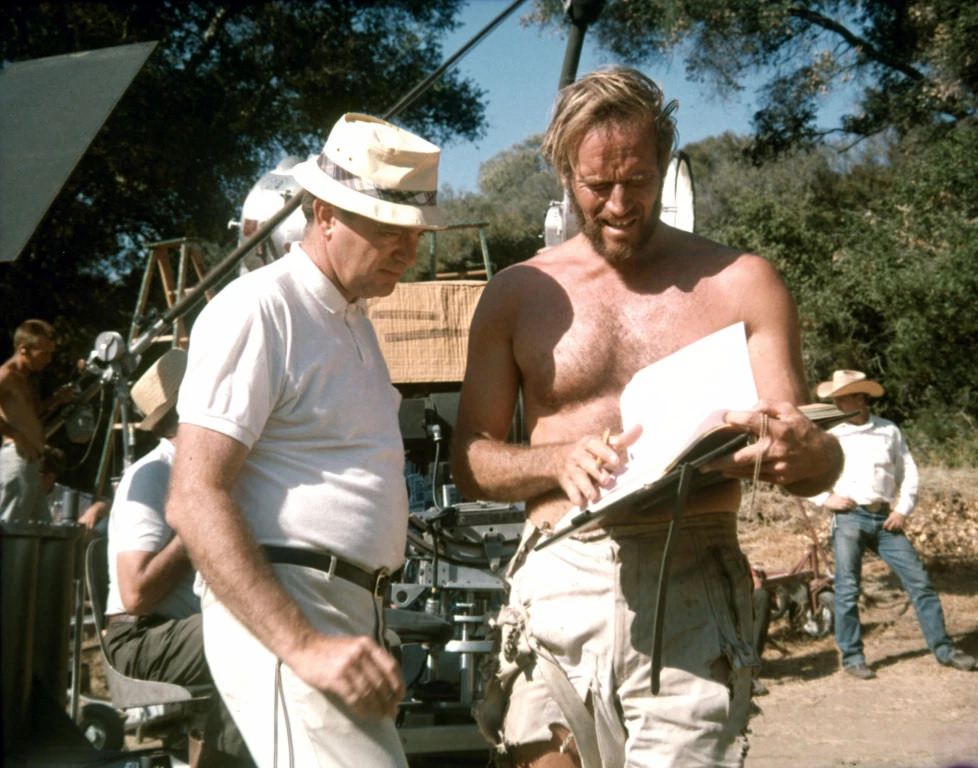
[823,493,856,512]
[558,425,642,508]
[289,633,405,720]
[882,511,906,532]
[50,383,76,407]
[78,500,110,530]
[707,400,843,495]
[40,383,77,420]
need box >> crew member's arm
[821,493,857,511]
[451,270,636,508]
[78,499,111,530]
[884,427,918,531]
[166,425,403,720]
[39,383,76,419]
[0,368,44,460]
[117,535,194,615]
[711,255,843,496]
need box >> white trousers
[490,513,754,767]
[0,442,47,523]
[202,563,407,768]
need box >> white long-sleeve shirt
[810,414,919,517]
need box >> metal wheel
[78,702,125,751]
[802,590,835,638]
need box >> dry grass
[738,465,978,573]
[918,466,978,499]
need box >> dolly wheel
[79,702,125,751]
[812,590,836,637]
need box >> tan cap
[130,348,187,431]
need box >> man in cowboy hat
[167,113,444,766]
[104,348,252,766]
[813,369,976,678]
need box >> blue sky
[436,1,855,193]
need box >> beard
[571,196,661,265]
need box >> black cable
[405,527,516,569]
[650,462,695,695]
[68,384,107,471]
[429,432,443,512]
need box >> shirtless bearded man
[451,67,843,767]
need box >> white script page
[591,322,759,510]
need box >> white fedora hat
[291,113,446,230]
[816,369,885,399]
[130,348,187,431]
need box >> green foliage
[420,118,976,465]
[530,0,978,156]
[0,0,484,373]
[688,122,978,464]
[420,135,562,276]
[823,122,978,463]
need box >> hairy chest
[513,276,738,420]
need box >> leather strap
[526,635,605,768]
[263,545,389,596]
[650,462,695,694]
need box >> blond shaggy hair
[541,67,678,184]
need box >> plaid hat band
[317,154,437,207]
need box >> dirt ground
[739,469,978,768]
[82,469,978,766]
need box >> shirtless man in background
[1,319,72,522]
[451,67,842,767]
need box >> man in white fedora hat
[167,113,445,766]
[812,369,975,679]
[104,348,252,765]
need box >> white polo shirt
[178,246,408,572]
[105,439,198,619]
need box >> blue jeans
[831,506,953,667]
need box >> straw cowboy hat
[291,113,446,230]
[816,369,885,399]
[130,348,187,431]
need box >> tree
[685,126,978,463]
[815,123,978,462]
[530,0,978,157]
[420,135,562,276]
[0,1,485,374]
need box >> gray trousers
[104,613,253,765]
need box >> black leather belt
[263,545,390,597]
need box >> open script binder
[528,322,852,696]
[536,323,851,552]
